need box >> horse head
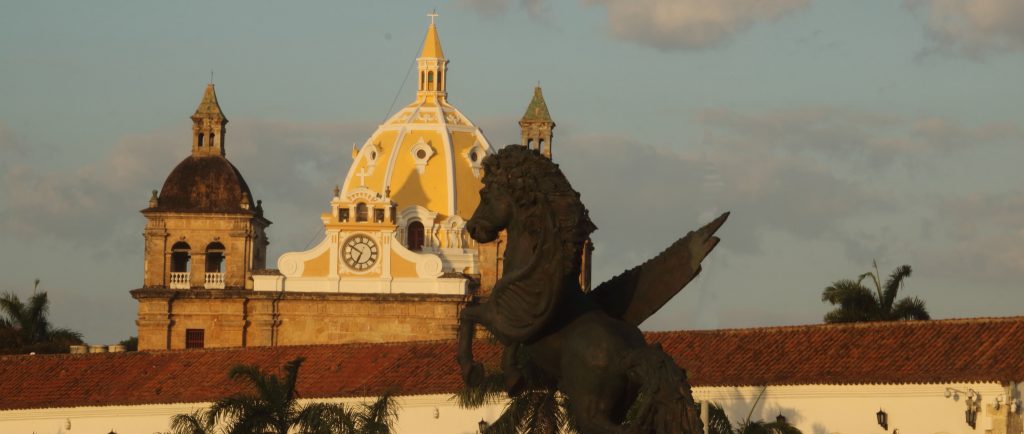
[468,145,596,282]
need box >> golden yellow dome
[341,20,493,222]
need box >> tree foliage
[708,404,802,434]
[167,357,397,434]
[0,282,84,354]
[454,360,575,434]
[821,261,930,324]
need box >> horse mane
[481,145,596,278]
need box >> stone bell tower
[134,83,271,351]
[520,85,555,159]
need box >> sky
[1,0,1022,344]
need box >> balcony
[204,272,225,289]
[169,272,190,289]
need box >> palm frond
[357,391,399,434]
[821,280,878,323]
[521,388,560,434]
[48,328,84,345]
[169,409,216,434]
[0,293,25,328]
[295,402,356,434]
[881,264,912,310]
[454,370,507,409]
[706,403,733,434]
[890,296,930,321]
[208,394,272,431]
[228,364,284,413]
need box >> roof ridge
[646,315,1024,335]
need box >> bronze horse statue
[458,145,728,434]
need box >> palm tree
[455,364,574,434]
[821,261,930,324]
[0,282,84,354]
[707,387,802,434]
[168,357,397,434]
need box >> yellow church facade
[132,18,554,350]
[253,21,494,297]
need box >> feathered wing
[589,212,728,327]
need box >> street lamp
[478,419,489,434]
[876,409,888,430]
[776,413,787,425]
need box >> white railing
[169,272,190,289]
[205,272,225,289]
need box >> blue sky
[2,0,1023,343]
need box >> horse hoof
[462,362,485,386]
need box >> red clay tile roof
[0,317,1021,411]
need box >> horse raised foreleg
[457,305,486,386]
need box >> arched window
[205,242,225,273]
[356,203,368,222]
[526,138,534,149]
[170,241,191,289]
[171,242,191,272]
[197,134,204,147]
[407,221,425,251]
[427,71,434,90]
[209,133,216,147]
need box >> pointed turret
[519,85,555,159]
[191,83,228,157]
[421,21,445,59]
[416,12,449,98]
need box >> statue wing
[588,212,728,327]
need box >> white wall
[1,383,1020,434]
[695,382,1023,434]
[0,395,506,434]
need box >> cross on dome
[427,10,438,26]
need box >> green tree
[821,261,930,324]
[0,281,84,354]
[168,357,398,434]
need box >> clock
[342,234,379,271]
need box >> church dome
[152,155,255,214]
[341,21,492,221]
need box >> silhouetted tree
[821,261,929,323]
[0,280,83,354]
[168,357,397,434]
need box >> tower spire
[417,12,448,98]
[520,85,555,159]
[191,83,228,157]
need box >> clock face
[342,234,379,271]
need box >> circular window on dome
[416,149,427,159]
[370,151,377,160]
[469,150,478,162]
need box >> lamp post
[478,419,489,434]
[776,413,787,425]
[876,409,888,430]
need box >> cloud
[585,0,812,50]
[699,107,1022,169]
[925,192,1024,283]
[906,0,1024,58]
[0,119,374,258]
[456,0,548,19]
[554,128,887,280]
